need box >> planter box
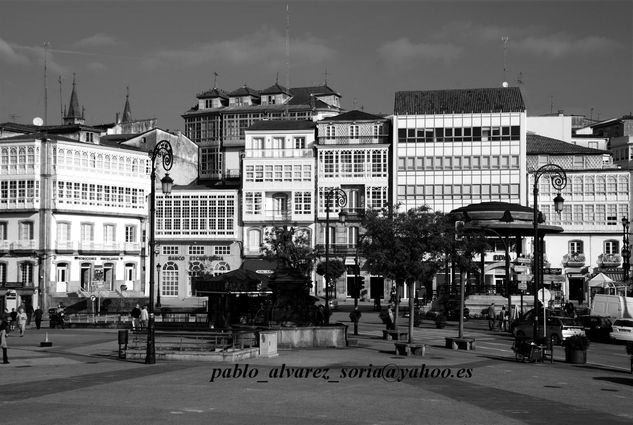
[565,349,587,364]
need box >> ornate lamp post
[532,164,567,340]
[324,188,347,325]
[622,217,630,292]
[155,263,162,308]
[146,140,174,364]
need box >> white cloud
[74,33,118,48]
[144,27,334,70]
[517,33,619,58]
[377,38,462,65]
[0,37,29,65]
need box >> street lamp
[146,140,174,365]
[532,164,567,341]
[622,217,630,291]
[155,263,162,308]
[324,188,347,325]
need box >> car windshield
[614,320,633,327]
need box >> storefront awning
[192,268,272,295]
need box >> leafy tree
[315,258,347,287]
[261,226,317,276]
[360,205,456,341]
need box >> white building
[315,110,391,300]
[392,87,528,213]
[527,133,630,304]
[242,120,317,260]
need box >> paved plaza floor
[1,311,632,424]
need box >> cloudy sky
[0,0,631,131]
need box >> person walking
[487,303,497,330]
[130,304,141,331]
[1,320,9,364]
[9,308,17,333]
[140,305,149,330]
[26,304,34,326]
[501,305,509,332]
[16,307,27,337]
[34,307,43,330]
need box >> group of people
[487,303,511,332]
[2,305,42,365]
[130,304,149,331]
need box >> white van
[590,294,633,319]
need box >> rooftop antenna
[212,71,218,89]
[285,3,290,117]
[43,41,50,125]
[58,75,63,124]
[324,67,329,85]
[501,36,509,87]
[550,95,554,114]
[517,72,524,86]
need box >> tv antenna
[501,36,509,87]
[43,41,50,125]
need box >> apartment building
[527,133,630,304]
[315,110,391,300]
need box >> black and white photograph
[0,0,632,423]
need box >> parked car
[577,315,613,342]
[609,318,633,342]
[512,315,585,345]
[314,296,338,311]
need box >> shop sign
[513,265,528,273]
[518,282,528,290]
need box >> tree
[360,205,455,342]
[315,258,346,289]
[260,226,317,276]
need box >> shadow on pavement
[593,376,633,386]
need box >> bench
[382,330,409,341]
[445,337,476,351]
[394,342,427,356]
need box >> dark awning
[192,268,272,295]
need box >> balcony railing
[124,242,142,252]
[55,241,75,252]
[562,253,586,267]
[11,240,37,250]
[243,210,313,222]
[598,253,622,268]
[78,242,122,252]
[317,135,389,145]
[0,240,10,251]
[245,149,313,158]
[315,243,358,256]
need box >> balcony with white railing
[317,135,390,145]
[0,240,10,252]
[78,241,122,253]
[598,253,622,268]
[11,240,37,251]
[562,253,586,268]
[124,242,142,253]
[245,149,314,158]
[243,209,313,223]
[55,241,75,253]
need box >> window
[188,245,205,255]
[214,246,231,256]
[0,222,6,240]
[294,192,312,215]
[604,240,619,255]
[325,125,335,139]
[349,125,359,139]
[294,137,306,150]
[103,224,115,243]
[57,222,71,241]
[161,263,179,296]
[0,262,5,283]
[569,240,584,254]
[19,262,33,285]
[125,225,137,243]
[124,263,136,283]
[19,221,33,240]
[162,246,179,255]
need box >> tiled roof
[527,133,609,155]
[247,120,316,131]
[288,85,341,105]
[196,87,229,99]
[229,85,260,97]
[260,83,290,95]
[321,110,386,122]
[394,87,525,114]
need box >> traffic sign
[516,274,532,282]
[518,282,528,290]
[90,295,96,302]
[513,265,528,273]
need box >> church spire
[121,86,132,123]
[63,73,85,125]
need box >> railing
[598,253,622,267]
[315,243,358,255]
[78,242,122,252]
[317,135,389,145]
[0,240,10,251]
[11,240,37,250]
[124,242,141,252]
[243,210,313,222]
[562,253,586,267]
[245,149,313,158]
[55,241,75,251]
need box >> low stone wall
[276,325,347,349]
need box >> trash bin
[118,329,128,359]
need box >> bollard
[118,329,129,359]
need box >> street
[0,306,632,424]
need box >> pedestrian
[57,304,66,329]
[26,304,34,326]
[34,307,43,330]
[1,320,8,364]
[9,308,17,332]
[349,306,362,323]
[487,303,496,330]
[130,304,141,331]
[501,306,509,332]
[140,305,149,330]
[389,284,398,305]
[16,306,27,337]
